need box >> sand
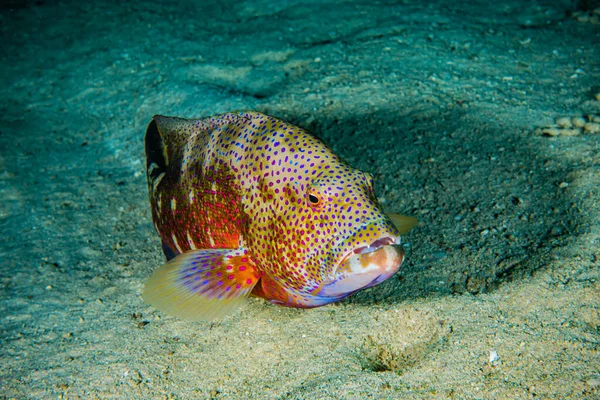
[1,0,599,398]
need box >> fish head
[293,164,416,303]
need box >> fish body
[143,111,416,321]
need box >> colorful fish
[143,111,416,321]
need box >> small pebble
[586,377,600,387]
[555,117,572,128]
[489,350,499,363]
[542,128,581,137]
[571,116,586,127]
[542,128,562,137]
[578,14,590,23]
[560,128,582,136]
[584,122,599,134]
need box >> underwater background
[1,0,599,398]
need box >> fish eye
[307,192,321,207]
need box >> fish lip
[339,235,400,266]
[352,236,397,255]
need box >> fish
[143,111,417,321]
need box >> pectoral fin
[143,249,260,321]
[386,213,418,234]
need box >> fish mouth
[352,236,398,255]
[322,239,405,297]
[339,235,400,266]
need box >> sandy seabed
[1,0,599,398]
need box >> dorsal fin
[145,118,169,183]
[144,112,260,193]
[146,116,198,164]
[145,115,203,185]
[146,114,245,164]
